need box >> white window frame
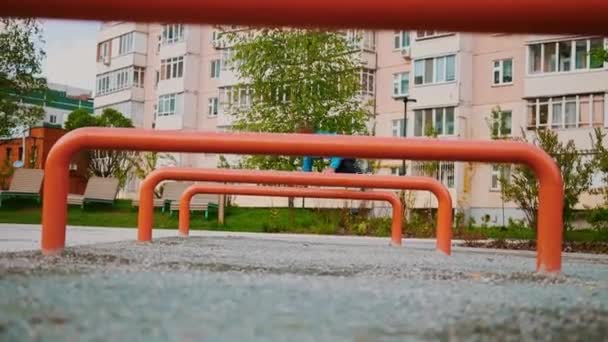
[491,109,512,137]
[96,66,144,96]
[527,37,606,75]
[413,107,456,137]
[414,55,456,85]
[49,115,57,124]
[415,31,452,40]
[360,69,375,96]
[161,24,185,46]
[221,49,234,71]
[160,56,184,81]
[346,30,375,51]
[210,59,221,79]
[492,59,513,86]
[208,97,219,116]
[393,31,410,50]
[133,67,145,88]
[97,40,111,63]
[157,93,179,117]
[391,119,405,137]
[527,93,605,130]
[118,32,134,55]
[392,72,409,97]
[490,165,511,191]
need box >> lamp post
[399,96,416,175]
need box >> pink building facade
[94,23,608,224]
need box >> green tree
[225,28,372,171]
[491,125,593,231]
[590,48,608,64]
[129,152,176,198]
[64,108,98,131]
[64,108,134,188]
[590,128,608,203]
[0,19,47,138]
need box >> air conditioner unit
[400,47,411,59]
[103,55,111,66]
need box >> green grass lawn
[0,198,606,242]
[0,199,343,235]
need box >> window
[411,161,455,188]
[527,93,605,129]
[416,31,449,40]
[414,107,455,136]
[590,38,605,69]
[392,72,409,97]
[529,38,605,74]
[543,43,557,73]
[414,55,456,85]
[361,69,375,96]
[118,32,134,55]
[346,30,375,50]
[95,66,144,96]
[558,41,572,72]
[157,93,179,116]
[97,40,111,63]
[211,30,221,44]
[529,44,542,73]
[49,115,57,124]
[491,165,511,191]
[391,119,405,137]
[575,39,588,69]
[440,162,455,188]
[490,110,512,137]
[160,56,184,80]
[208,97,219,116]
[220,86,252,112]
[210,60,221,79]
[221,49,234,71]
[133,67,145,88]
[96,74,110,96]
[493,59,513,85]
[393,31,410,49]
[18,147,23,161]
[161,24,184,45]
[115,68,129,90]
[445,55,456,81]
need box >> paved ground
[0,225,607,341]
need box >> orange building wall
[0,127,88,194]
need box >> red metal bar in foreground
[3,0,607,35]
[178,184,403,239]
[137,168,452,251]
[41,128,563,272]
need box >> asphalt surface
[0,229,607,341]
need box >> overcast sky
[41,19,99,91]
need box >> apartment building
[94,23,608,222]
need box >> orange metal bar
[178,184,403,240]
[3,0,607,35]
[41,128,562,272]
[138,168,451,251]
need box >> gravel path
[0,235,607,341]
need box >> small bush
[587,207,608,231]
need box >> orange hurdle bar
[3,0,607,35]
[178,184,403,239]
[137,168,452,252]
[41,128,562,272]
